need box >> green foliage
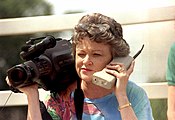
[150,99,167,120]
[0,0,53,18]
[0,0,53,90]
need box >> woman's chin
[80,75,92,82]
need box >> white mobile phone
[92,45,144,89]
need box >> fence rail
[0,82,168,107]
[0,6,175,36]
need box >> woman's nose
[83,55,93,65]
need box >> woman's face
[75,37,112,82]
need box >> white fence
[1,6,175,107]
[0,82,168,107]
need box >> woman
[6,13,153,120]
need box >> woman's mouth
[81,68,93,73]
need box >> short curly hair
[72,13,130,58]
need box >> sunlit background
[46,0,175,15]
[0,0,175,120]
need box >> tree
[0,0,53,90]
[0,0,53,18]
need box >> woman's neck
[81,80,113,99]
[59,81,77,101]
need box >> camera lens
[10,68,27,83]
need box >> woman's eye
[93,53,101,56]
[78,53,85,57]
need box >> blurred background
[0,0,175,119]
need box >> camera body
[7,36,79,92]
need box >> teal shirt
[166,43,175,85]
[82,81,153,120]
[45,81,153,120]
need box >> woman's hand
[105,61,135,97]
[6,76,41,120]
[5,76,39,96]
[19,84,39,96]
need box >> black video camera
[6,35,79,92]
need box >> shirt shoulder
[166,43,175,85]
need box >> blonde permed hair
[72,13,130,58]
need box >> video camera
[6,35,79,92]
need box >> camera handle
[20,35,56,61]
